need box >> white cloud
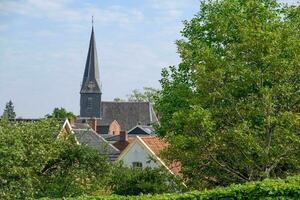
[27,0,67,10]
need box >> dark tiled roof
[72,123,90,129]
[113,137,135,152]
[98,101,158,131]
[6,118,42,123]
[99,134,120,142]
[128,125,155,135]
[97,125,109,134]
[140,125,155,134]
[73,128,120,161]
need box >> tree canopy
[156,0,300,189]
[109,166,183,195]
[0,118,111,199]
[2,100,16,119]
[113,87,160,106]
[46,107,76,121]
[113,97,125,102]
[0,118,180,198]
[127,87,159,104]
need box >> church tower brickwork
[80,26,102,118]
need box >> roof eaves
[132,136,174,175]
[58,119,80,145]
[116,138,139,162]
[92,130,120,153]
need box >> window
[87,97,92,109]
[132,162,143,168]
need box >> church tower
[80,26,102,118]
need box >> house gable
[108,120,121,135]
[57,119,77,142]
[117,138,160,168]
[128,126,148,135]
[117,136,175,175]
[58,119,120,161]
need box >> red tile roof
[113,137,135,152]
[140,136,168,155]
[139,136,181,176]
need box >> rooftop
[139,136,181,176]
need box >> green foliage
[63,174,300,199]
[113,97,125,102]
[127,87,160,105]
[2,100,16,119]
[0,119,180,199]
[46,107,76,121]
[0,119,111,199]
[155,0,300,189]
[38,144,111,198]
[109,165,183,196]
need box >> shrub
[0,118,111,199]
[109,165,183,196]
[67,174,300,199]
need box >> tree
[113,97,125,102]
[127,87,160,105]
[0,119,111,199]
[2,100,16,119]
[156,0,300,189]
[110,165,183,195]
[46,107,76,121]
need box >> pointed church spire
[80,21,101,94]
[80,19,102,118]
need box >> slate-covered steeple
[80,26,101,94]
[80,25,102,118]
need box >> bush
[66,175,300,199]
[0,118,111,199]
[109,165,183,196]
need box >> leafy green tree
[113,97,125,102]
[46,107,76,121]
[38,144,111,198]
[127,87,160,105]
[110,165,183,195]
[0,119,111,199]
[156,0,300,189]
[2,100,16,119]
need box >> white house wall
[121,142,161,169]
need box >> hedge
[48,175,300,200]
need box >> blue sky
[0,0,298,118]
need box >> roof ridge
[101,101,150,104]
[90,129,120,153]
[139,135,156,138]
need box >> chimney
[120,131,128,142]
[88,118,97,132]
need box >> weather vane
[92,15,94,26]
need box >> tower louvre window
[87,97,92,109]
